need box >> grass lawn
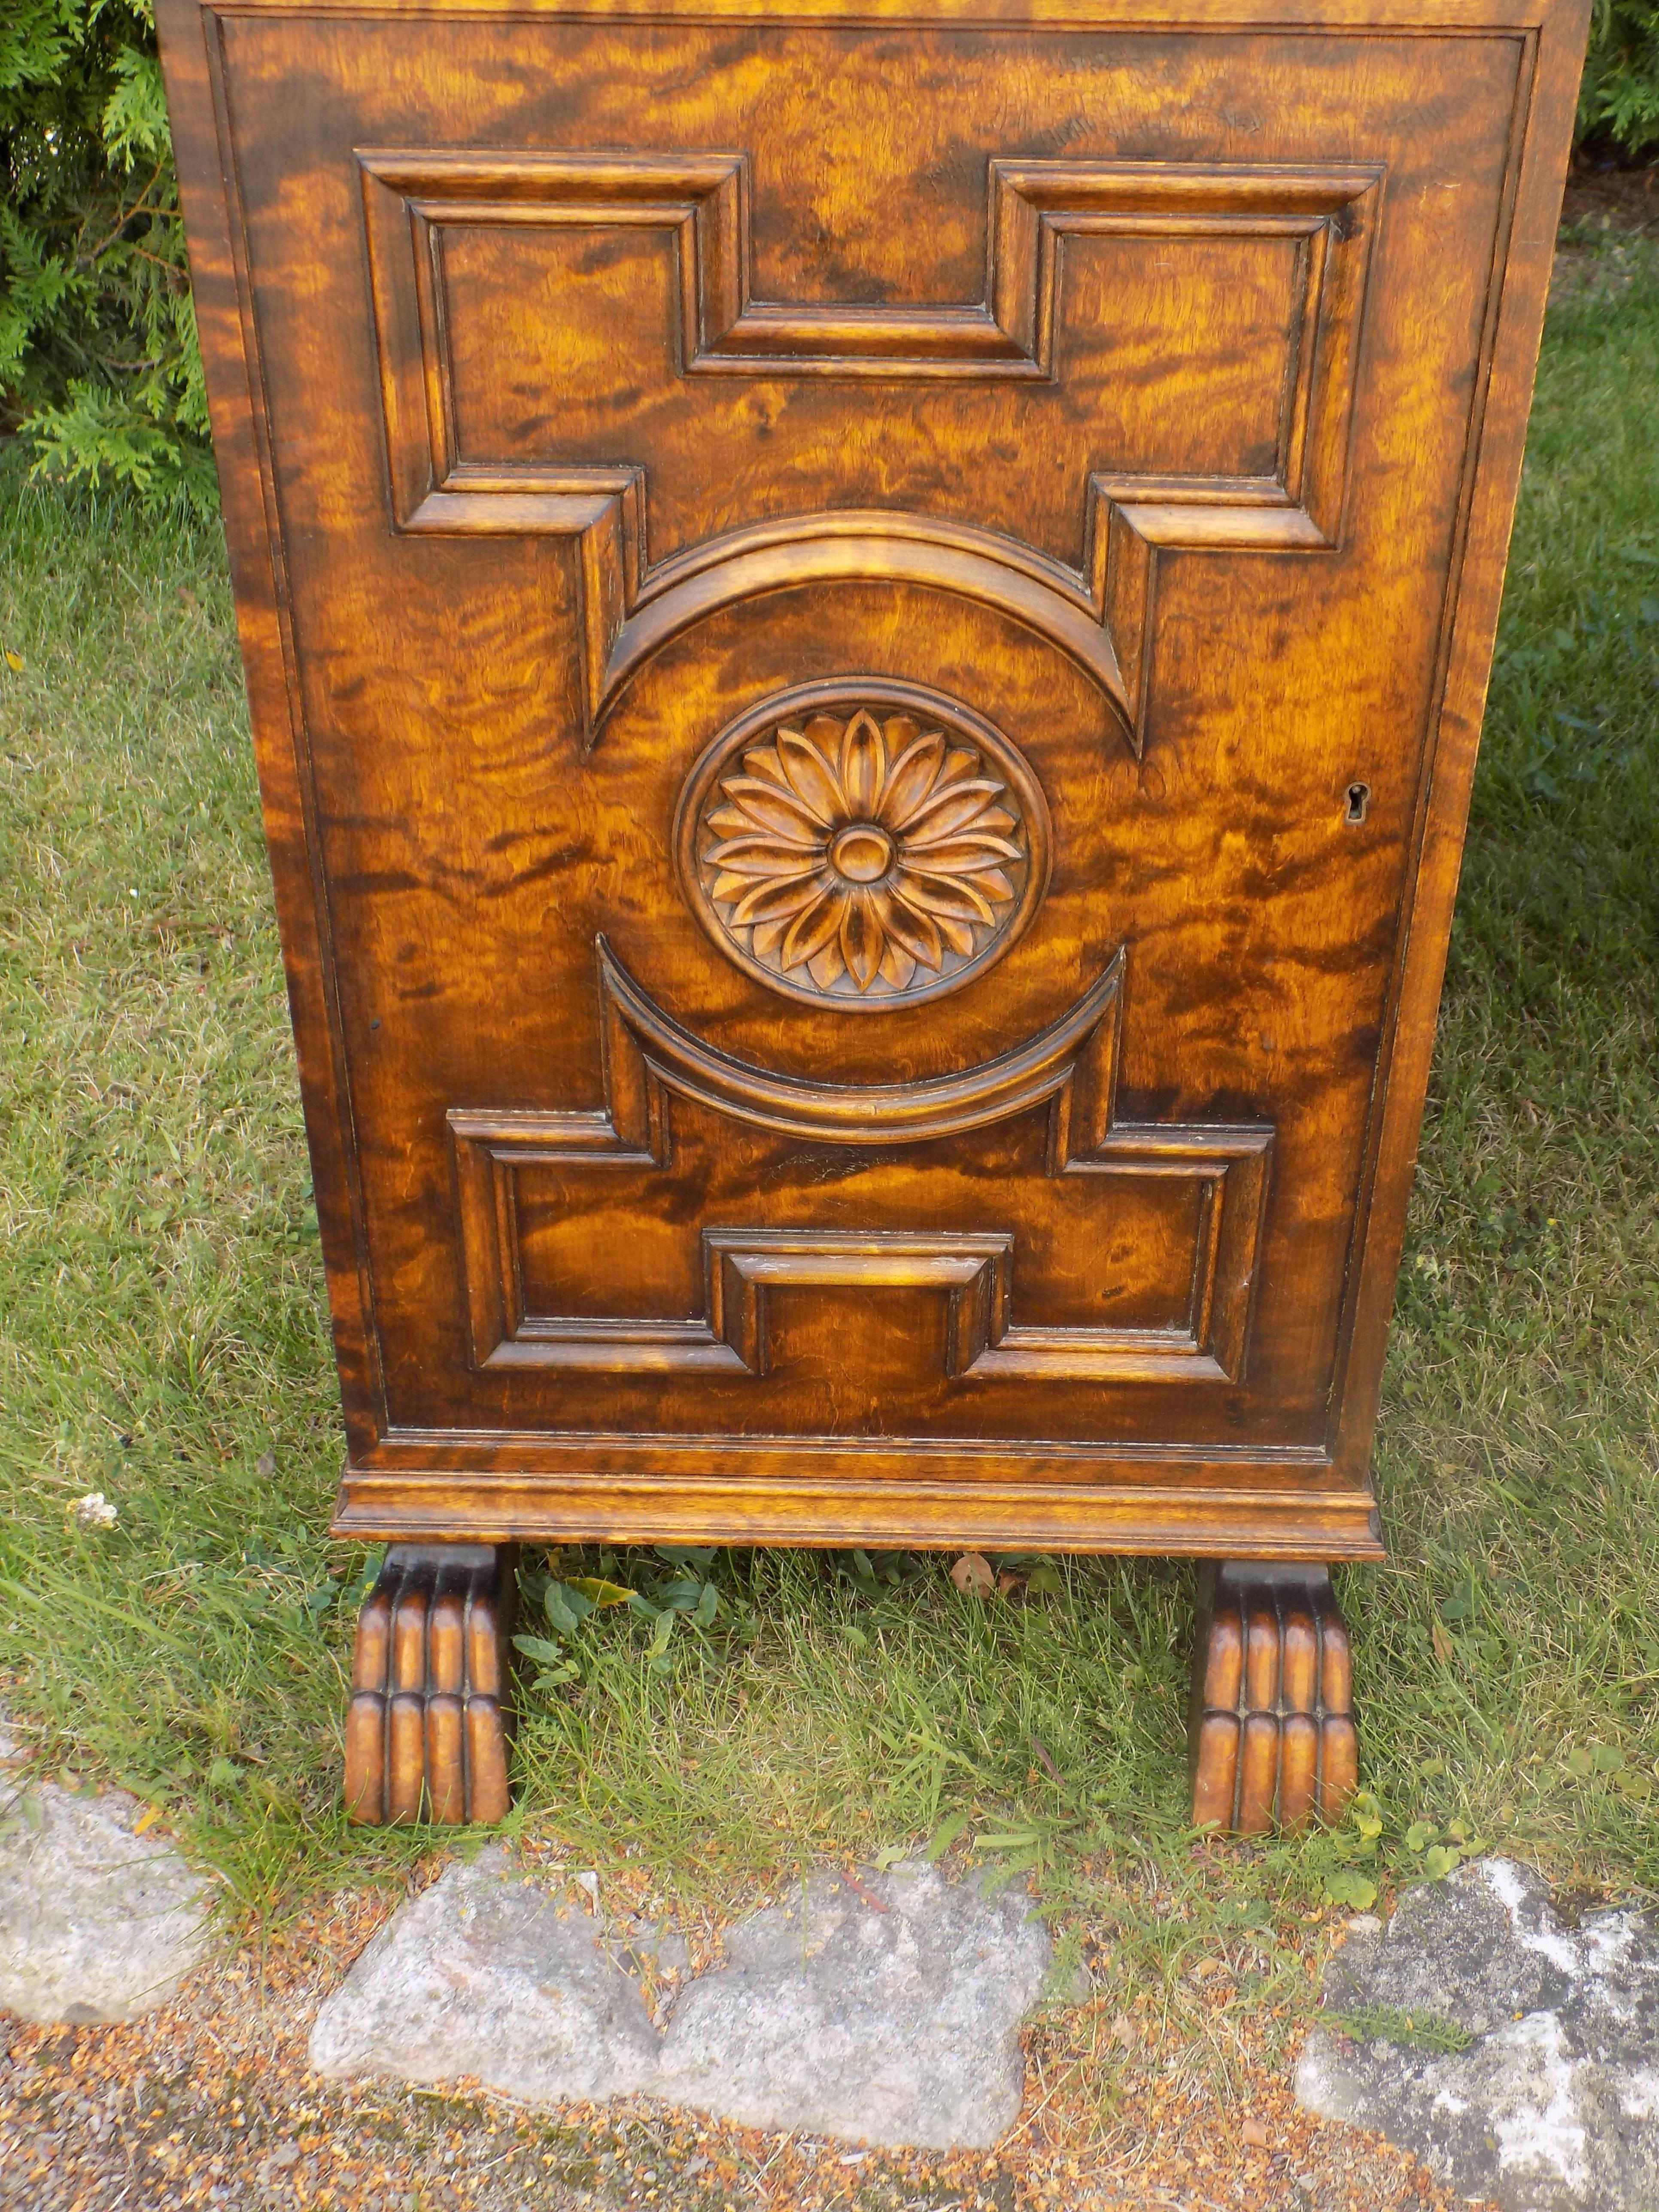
[1,218,1655,2036]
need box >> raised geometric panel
[447,941,1274,1389]
[359,151,1382,749]
[674,677,1051,1010]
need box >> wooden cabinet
[158,0,1588,1830]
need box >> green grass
[0,227,1656,1961]
[1319,2007,1474,2057]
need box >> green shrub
[1,0,213,507]
[1580,0,1659,155]
[2,3,1656,514]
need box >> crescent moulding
[359,151,1382,752]
[547,934,1130,1150]
[675,679,1051,1010]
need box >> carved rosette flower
[697,705,1033,1001]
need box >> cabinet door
[159,0,1580,1552]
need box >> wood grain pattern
[155,0,1588,1816]
[1190,1559,1357,1832]
[344,1544,516,1825]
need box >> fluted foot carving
[343,1544,516,1826]
[1189,1562,1357,1834]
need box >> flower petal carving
[776,726,844,823]
[680,686,1050,1009]
[729,872,831,930]
[900,871,998,925]
[782,885,846,970]
[869,886,942,973]
[881,731,948,829]
[716,778,825,842]
[840,709,886,818]
[898,782,1009,843]
[704,835,823,874]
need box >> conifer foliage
[1581,0,1659,159]
[1,2,212,507]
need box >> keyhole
[1344,781,1371,826]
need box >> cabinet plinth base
[1190,1561,1357,1834]
[343,1544,516,1826]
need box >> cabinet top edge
[194,0,1563,32]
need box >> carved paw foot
[1190,1561,1357,1834]
[343,1544,516,1825]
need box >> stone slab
[310,1852,1052,2149]
[308,1849,661,2104]
[1296,1856,1659,2211]
[656,1861,1051,2148]
[0,1753,213,2026]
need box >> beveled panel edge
[448,940,1276,1382]
[360,148,1381,751]
[361,147,1377,380]
[329,1466,1386,1559]
[206,3,1560,32]
[485,1226,1237,1380]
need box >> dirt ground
[1562,157,1659,234]
[0,1861,1492,2212]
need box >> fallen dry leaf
[1241,2117,1271,2149]
[951,1553,995,1596]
